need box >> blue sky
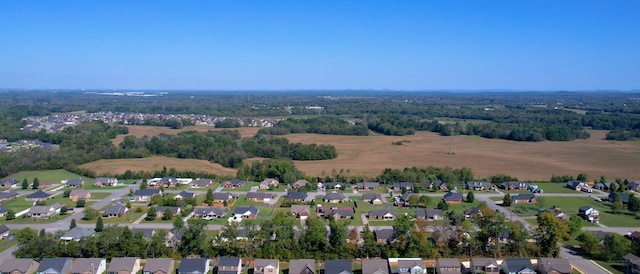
[1,1,639,90]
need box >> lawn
[5,169,92,187]
[222,183,260,192]
[532,182,582,194]
[594,261,624,274]
[83,206,148,224]
[88,192,111,200]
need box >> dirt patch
[79,156,237,176]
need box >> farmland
[111,125,260,145]
[79,156,237,177]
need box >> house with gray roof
[468,181,493,190]
[623,253,640,274]
[0,191,18,201]
[69,189,91,202]
[323,192,346,203]
[0,178,19,189]
[0,224,9,239]
[0,207,9,218]
[93,177,118,187]
[398,259,425,274]
[159,177,178,187]
[291,205,311,219]
[174,190,196,200]
[363,193,384,204]
[213,192,234,203]
[375,229,396,244]
[193,207,225,220]
[0,258,39,274]
[464,207,482,219]
[60,227,95,241]
[64,178,84,188]
[469,258,499,274]
[501,181,527,190]
[133,189,161,202]
[254,259,279,274]
[234,206,259,219]
[224,178,246,189]
[436,258,461,274]
[443,192,463,204]
[537,258,572,274]
[324,182,343,190]
[246,192,273,202]
[501,258,535,274]
[392,182,414,191]
[142,258,174,274]
[289,259,315,274]
[25,190,51,201]
[104,204,128,217]
[155,206,181,217]
[106,257,140,274]
[215,257,241,274]
[362,259,389,274]
[36,257,72,274]
[191,179,212,188]
[367,209,397,220]
[512,193,537,204]
[357,182,380,190]
[325,260,352,274]
[259,178,279,189]
[416,209,444,220]
[27,203,62,218]
[292,179,309,189]
[285,191,307,202]
[69,258,106,274]
[178,258,210,274]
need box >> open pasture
[112,125,260,145]
[79,156,237,177]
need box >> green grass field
[5,169,92,186]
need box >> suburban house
[0,258,39,274]
[316,206,355,219]
[289,259,315,274]
[290,205,311,219]
[254,259,279,274]
[435,258,461,274]
[133,189,162,202]
[224,178,246,189]
[178,258,210,274]
[193,207,226,220]
[69,189,91,202]
[357,182,380,191]
[398,259,426,274]
[325,260,352,274]
[158,177,178,187]
[537,258,573,274]
[27,203,62,218]
[467,181,493,191]
[215,257,241,274]
[36,258,72,274]
[363,193,384,204]
[501,258,535,274]
[104,204,129,218]
[623,253,640,274]
[260,178,279,189]
[174,191,196,200]
[25,190,51,202]
[566,181,586,191]
[443,192,463,204]
[246,192,273,202]
[464,207,482,219]
[191,179,212,188]
[609,192,632,204]
[69,258,106,274]
[324,182,343,190]
[511,193,537,204]
[0,207,9,218]
[93,177,118,187]
[0,178,19,189]
[628,181,640,192]
[213,192,235,203]
[537,206,569,221]
[392,182,414,191]
[234,206,259,219]
[594,182,619,191]
[430,180,448,191]
[132,229,156,240]
[367,209,398,220]
[501,181,527,190]
[285,191,307,202]
[37,180,55,188]
[578,206,600,223]
[64,178,85,188]
[323,192,347,203]
[0,191,18,202]
[155,206,181,217]
[0,224,10,239]
[292,179,309,189]
[468,258,499,274]
[415,209,444,221]
[375,229,396,244]
[142,258,175,274]
[106,257,140,274]
[361,259,390,274]
[60,227,95,241]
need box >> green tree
[126,201,132,209]
[179,219,207,256]
[418,195,431,208]
[76,199,86,208]
[503,193,512,207]
[577,173,588,182]
[566,215,583,236]
[140,180,147,190]
[467,191,475,203]
[83,208,99,220]
[628,194,640,213]
[205,188,214,205]
[162,207,173,220]
[437,200,449,210]
[32,177,39,189]
[602,233,631,262]
[95,216,104,232]
[407,194,420,207]
[536,212,568,257]
[577,231,600,258]
[6,210,15,220]
[610,192,625,214]
[60,205,68,215]
[21,178,29,189]
[328,220,347,257]
[63,189,71,198]
[146,207,157,221]
[69,219,77,229]
[173,216,184,231]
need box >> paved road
[0,245,17,264]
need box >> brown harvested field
[287,130,640,181]
[100,127,640,181]
[111,125,260,145]
[79,156,237,177]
